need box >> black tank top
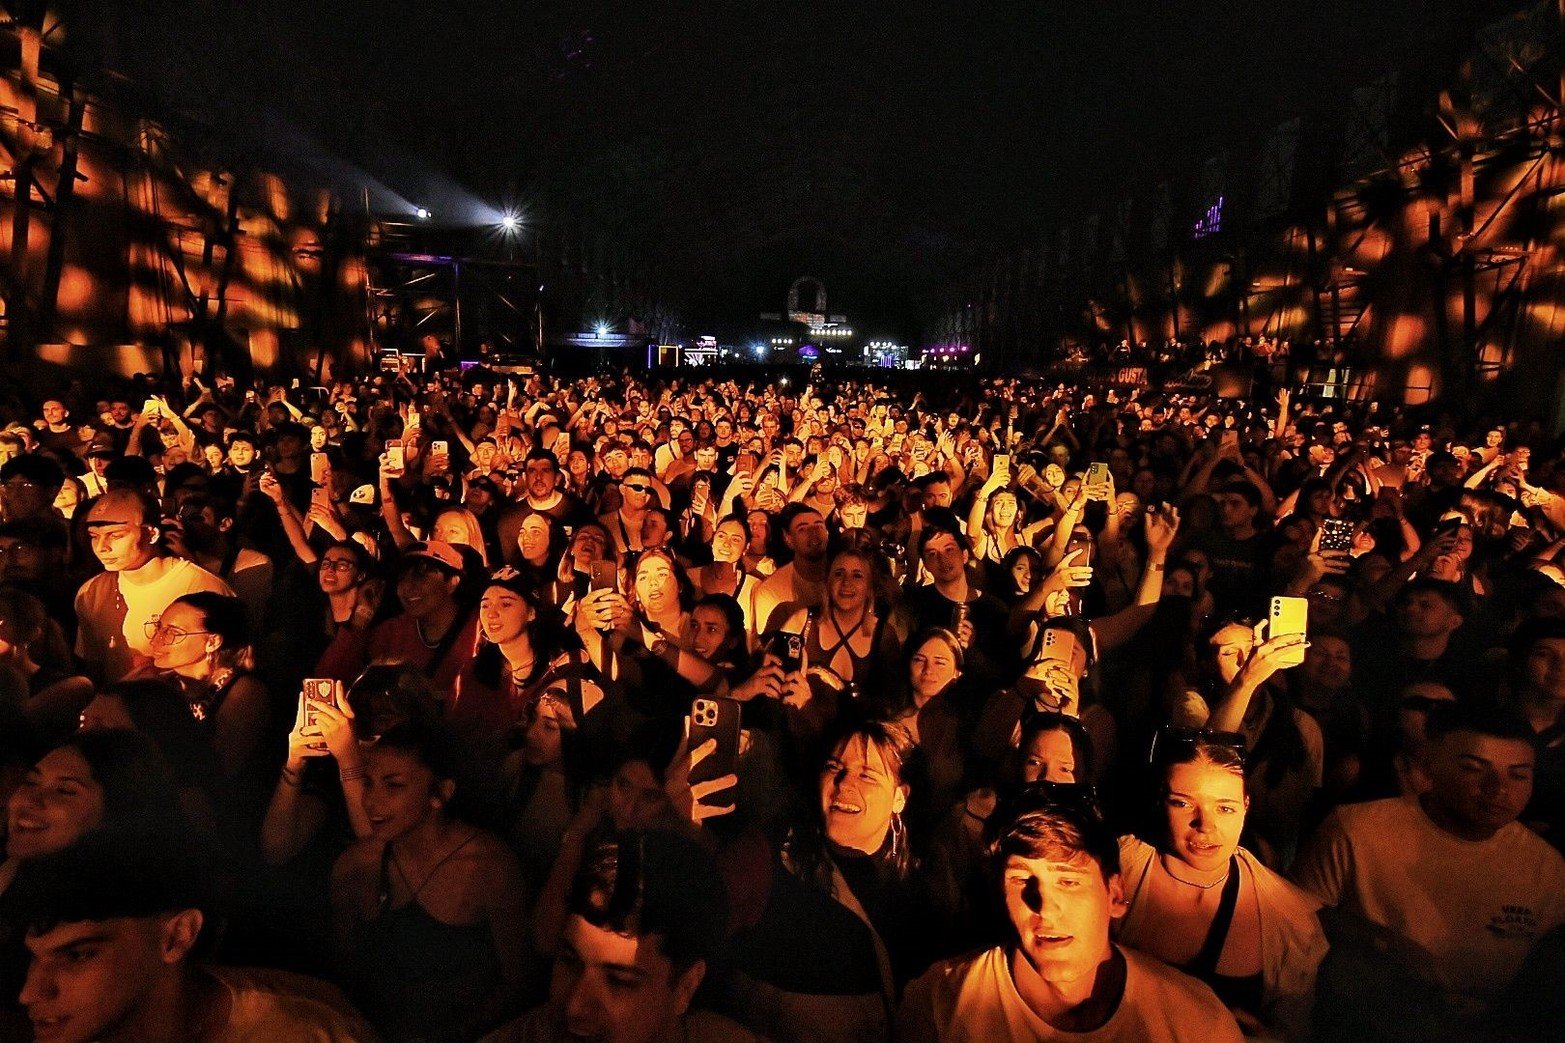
[1179,856,1265,1016]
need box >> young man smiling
[897,803,1241,1042]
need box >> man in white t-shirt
[74,488,231,683]
[1293,703,1565,1040]
[897,801,1242,1042]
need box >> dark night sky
[64,0,1448,335]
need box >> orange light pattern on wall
[0,16,373,378]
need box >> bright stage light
[501,214,520,232]
[416,207,431,220]
[596,323,609,338]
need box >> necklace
[1160,854,1230,890]
[387,828,482,909]
[415,619,445,649]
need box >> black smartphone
[764,630,805,673]
[687,697,741,790]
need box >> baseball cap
[402,540,464,574]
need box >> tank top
[1178,855,1265,1016]
[354,834,501,1039]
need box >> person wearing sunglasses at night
[898,798,1243,1042]
[1114,730,1326,1041]
[600,467,659,557]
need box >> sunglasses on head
[994,780,1103,834]
[1148,726,1247,765]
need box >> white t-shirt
[896,945,1243,1043]
[1292,795,1565,999]
[74,556,232,681]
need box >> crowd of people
[0,360,1558,1042]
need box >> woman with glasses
[138,591,270,797]
[1114,732,1326,1041]
[308,539,385,683]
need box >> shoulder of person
[1121,946,1243,1032]
[685,1008,771,1043]
[232,547,272,572]
[209,965,378,1042]
[1236,845,1324,918]
[1117,834,1157,881]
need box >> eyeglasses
[623,483,652,494]
[1148,726,1247,765]
[320,559,359,573]
[144,619,211,643]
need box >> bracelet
[280,766,305,788]
[338,765,367,784]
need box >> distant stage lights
[415,207,431,220]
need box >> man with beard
[753,504,831,632]
[496,449,588,567]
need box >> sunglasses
[1148,726,1247,765]
[622,483,652,494]
[996,780,1103,829]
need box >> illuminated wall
[943,1,1565,411]
[0,15,372,380]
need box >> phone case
[767,631,804,673]
[1319,520,1354,554]
[687,697,741,789]
[1269,597,1308,666]
[385,445,405,471]
[301,678,339,747]
[589,561,618,592]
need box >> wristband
[280,766,305,788]
[338,764,367,784]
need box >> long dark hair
[471,578,568,690]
